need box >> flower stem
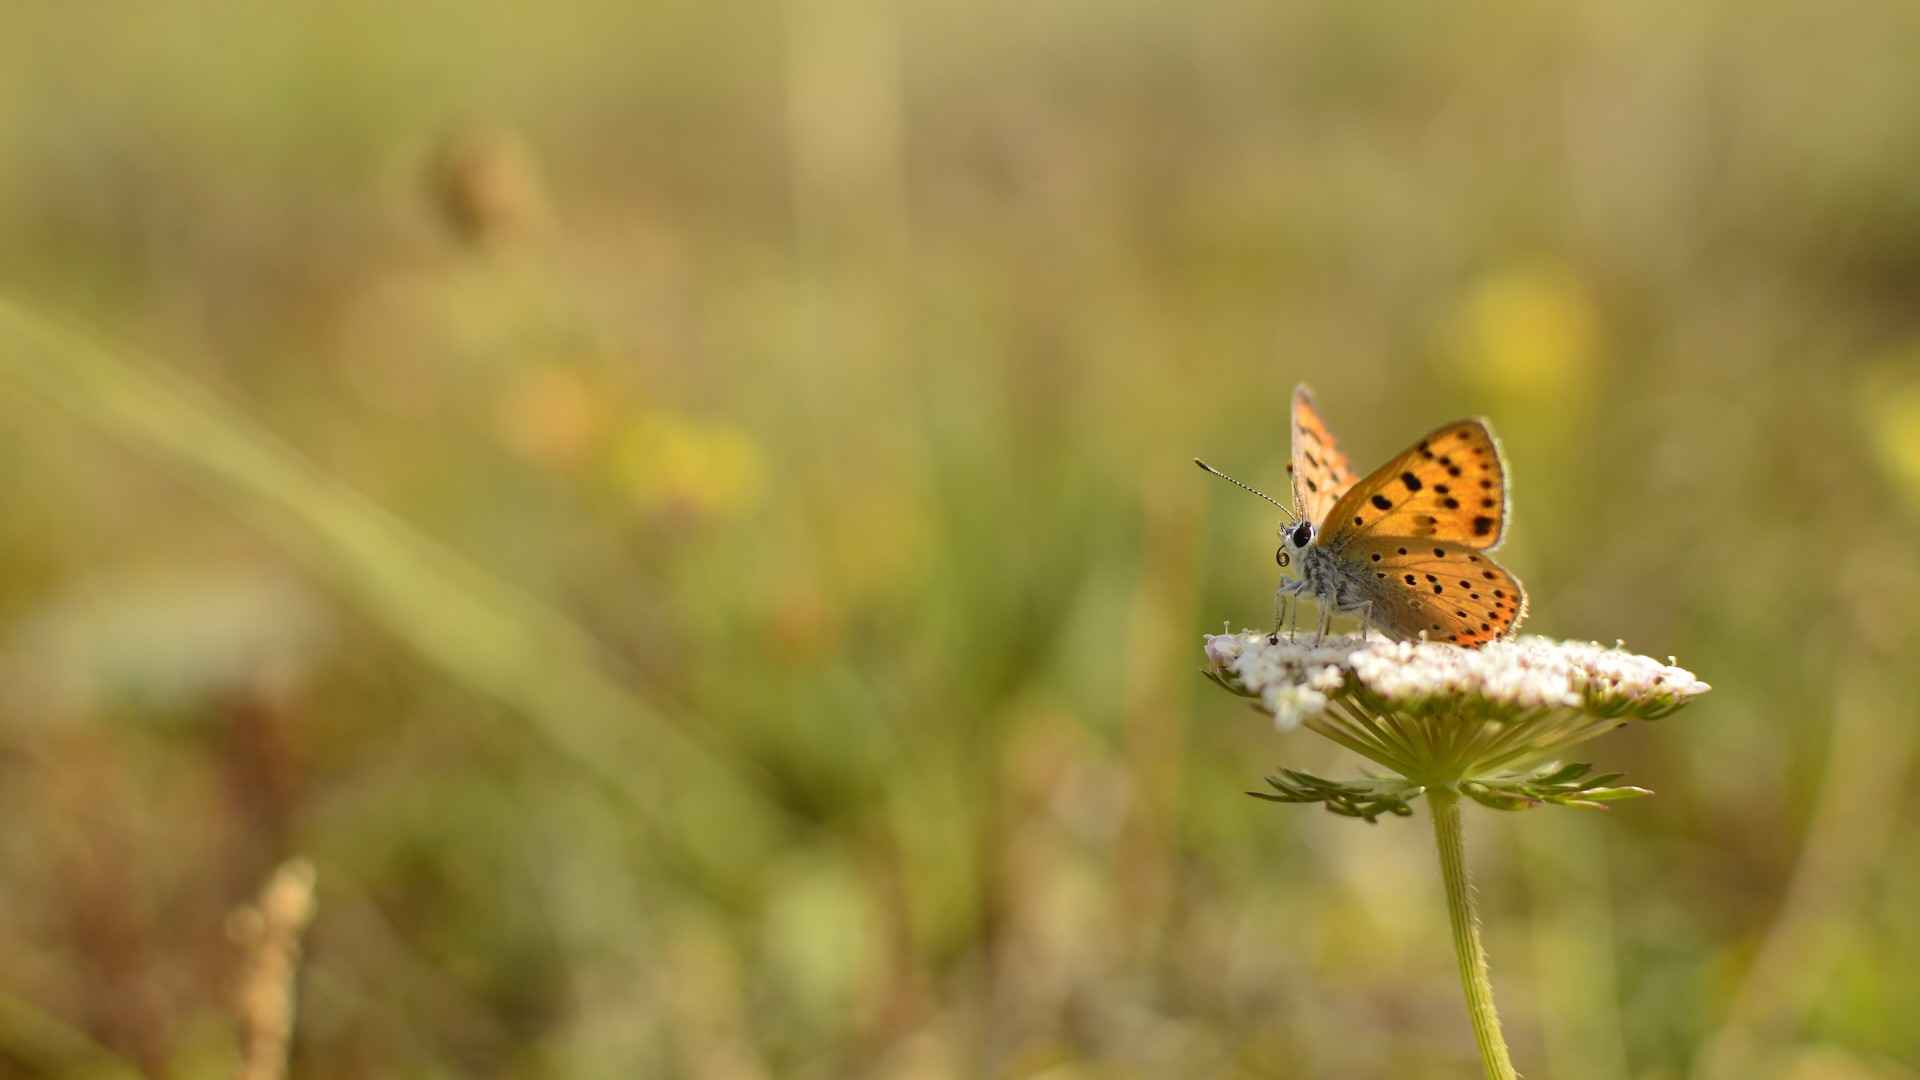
[1429,789,1519,1080]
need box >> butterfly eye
[1276,547,1291,568]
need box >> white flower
[1207,632,1706,719]
[1204,631,1709,786]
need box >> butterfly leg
[1270,578,1305,644]
[1287,582,1307,643]
[1312,598,1334,644]
[1350,599,1374,641]
[1323,592,1375,642]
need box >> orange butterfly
[1197,384,1527,647]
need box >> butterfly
[1197,384,1527,647]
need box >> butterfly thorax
[1293,527,1357,605]
[1279,517,1352,607]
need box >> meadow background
[2,1,1919,1078]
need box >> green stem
[1430,789,1519,1080]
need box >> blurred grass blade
[0,992,146,1080]
[0,295,784,854]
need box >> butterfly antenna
[1193,459,1295,521]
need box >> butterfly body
[1282,525,1364,631]
[1219,385,1529,648]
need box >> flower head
[1205,630,1709,816]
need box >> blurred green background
[2,1,1920,1077]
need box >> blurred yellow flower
[1862,358,1920,509]
[1445,262,1599,405]
[612,410,767,522]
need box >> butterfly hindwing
[1340,536,1528,645]
[1317,419,1508,549]
[1289,384,1359,524]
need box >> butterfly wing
[1317,419,1510,548]
[1341,537,1528,645]
[1289,384,1360,523]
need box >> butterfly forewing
[1317,420,1508,548]
[1342,537,1529,645]
[1289,385,1359,523]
